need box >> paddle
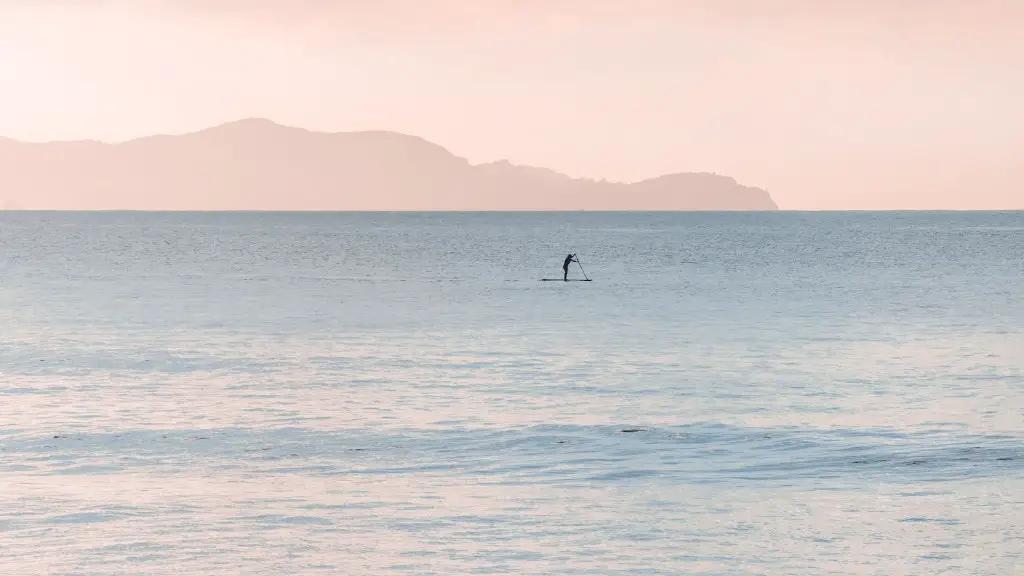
[575,254,590,281]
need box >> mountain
[0,119,778,210]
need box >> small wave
[1,423,1019,487]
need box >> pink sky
[0,1,1021,210]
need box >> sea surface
[0,211,1022,575]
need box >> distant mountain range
[0,119,778,210]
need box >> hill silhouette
[0,119,778,211]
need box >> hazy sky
[1,0,1021,209]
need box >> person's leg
[563,267,568,280]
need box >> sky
[0,0,1021,210]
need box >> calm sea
[1,211,1022,575]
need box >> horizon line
[3,208,1023,214]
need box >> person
[562,253,578,281]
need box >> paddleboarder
[562,253,578,281]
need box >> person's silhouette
[562,253,578,281]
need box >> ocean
[0,211,1021,575]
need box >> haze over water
[1,210,1021,574]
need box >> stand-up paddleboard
[547,253,592,282]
